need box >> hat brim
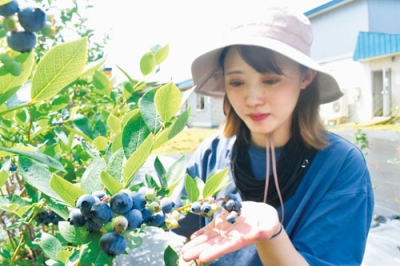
[191,37,343,104]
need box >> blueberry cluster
[52,113,70,126]
[68,188,178,257]
[190,193,242,224]
[35,209,64,226]
[0,0,47,53]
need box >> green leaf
[93,136,108,151]
[51,95,70,111]
[202,168,230,199]
[58,221,89,245]
[0,169,8,187]
[154,156,168,188]
[49,174,87,207]
[100,170,123,194]
[164,245,179,266]
[155,44,169,65]
[31,37,88,102]
[18,156,63,201]
[81,158,106,194]
[153,107,191,149]
[93,70,111,96]
[111,132,122,153]
[0,51,34,95]
[56,250,73,264]
[73,114,93,140]
[140,87,163,133]
[184,174,200,203]
[122,112,151,159]
[107,113,122,133]
[165,155,186,187]
[155,83,181,124]
[106,148,124,183]
[140,51,156,76]
[80,57,107,78]
[0,147,65,171]
[123,134,153,187]
[40,232,63,261]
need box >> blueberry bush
[0,1,233,265]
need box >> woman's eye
[229,81,243,87]
[264,79,278,85]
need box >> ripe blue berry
[0,0,19,17]
[201,203,212,214]
[223,199,236,212]
[9,163,17,172]
[89,202,112,224]
[226,211,238,224]
[67,208,86,227]
[191,202,202,214]
[18,7,46,32]
[160,197,175,214]
[6,31,37,53]
[110,191,133,214]
[141,208,152,223]
[76,194,100,218]
[150,212,166,227]
[100,232,127,256]
[86,218,103,232]
[130,192,146,211]
[125,209,143,230]
[92,190,106,200]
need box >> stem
[0,102,34,117]
[10,202,45,264]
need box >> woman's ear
[301,69,317,89]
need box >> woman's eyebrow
[225,70,244,75]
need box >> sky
[81,0,331,84]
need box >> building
[179,0,400,127]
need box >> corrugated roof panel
[353,31,400,60]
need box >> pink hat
[191,4,343,104]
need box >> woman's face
[223,47,315,146]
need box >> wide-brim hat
[191,4,343,104]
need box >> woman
[175,4,374,266]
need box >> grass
[152,123,400,155]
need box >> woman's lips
[249,113,269,121]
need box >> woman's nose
[244,84,265,106]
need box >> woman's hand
[180,201,281,263]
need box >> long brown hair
[219,45,328,150]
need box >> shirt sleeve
[289,143,374,265]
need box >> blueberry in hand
[226,211,238,224]
[89,202,112,224]
[125,209,143,230]
[0,0,19,17]
[160,197,175,214]
[67,208,86,227]
[223,199,236,212]
[18,7,46,32]
[100,232,127,256]
[6,31,37,53]
[76,194,100,218]
[130,191,146,211]
[191,202,202,214]
[110,191,133,214]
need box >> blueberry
[67,208,86,227]
[18,7,46,32]
[76,194,100,218]
[100,232,127,257]
[130,192,146,211]
[223,199,236,212]
[0,0,19,17]
[141,208,152,223]
[9,163,17,172]
[226,212,237,224]
[201,203,212,214]
[86,218,103,232]
[110,191,133,214]
[160,197,175,214]
[6,31,37,53]
[92,190,106,200]
[191,202,201,214]
[89,202,112,224]
[112,215,128,234]
[150,212,165,227]
[125,209,143,230]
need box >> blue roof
[304,0,346,17]
[175,78,193,88]
[353,32,400,61]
